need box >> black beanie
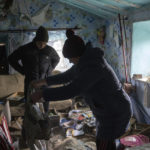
[34,26,49,42]
[63,29,85,58]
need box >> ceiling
[59,0,150,19]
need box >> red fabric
[0,115,14,150]
[0,127,14,150]
[78,115,85,121]
[0,115,13,144]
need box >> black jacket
[42,43,132,139]
[8,41,60,93]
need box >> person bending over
[30,29,132,150]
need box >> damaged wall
[0,0,104,51]
[2,0,150,81]
[102,7,150,122]
[103,6,150,82]
[102,18,131,82]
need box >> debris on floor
[2,92,150,150]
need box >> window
[131,20,150,77]
[30,31,72,72]
[47,31,72,72]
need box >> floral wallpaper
[1,0,149,80]
[0,0,108,74]
[103,19,131,82]
[0,0,104,47]
[103,7,150,82]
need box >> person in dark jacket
[8,26,60,113]
[30,29,132,150]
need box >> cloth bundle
[120,134,150,147]
[23,86,59,149]
[0,115,14,150]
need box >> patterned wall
[1,0,149,80]
[103,19,131,82]
[0,0,104,48]
[103,7,150,82]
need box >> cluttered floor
[1,93,97,150]
[1,92,150,150]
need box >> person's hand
[31,79,47,89]
[30,90,45,104]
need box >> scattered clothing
[120,134,150,147]
[0,115,14,150]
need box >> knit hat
[34,26,49,42]
[63,29,85,58]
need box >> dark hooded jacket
[8,41,60,96]
[42,43,132,139]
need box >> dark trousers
[96,138,116,150]
[43,101,49,113]
[96,121,117,150]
